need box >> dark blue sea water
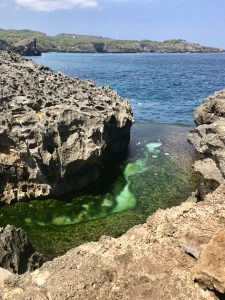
[33,52,225,124]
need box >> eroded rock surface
[189,89,225,198]
[2,59,225,300]
[0,51,132,203]
[195,228,225,294]
[0,225,42,274]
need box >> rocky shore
[1,53,225,299]
[0,89,225,299]
[0,51,132,203]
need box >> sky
[0,0,225,48]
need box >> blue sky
[0,0,225,48]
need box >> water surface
[33,52,225,124]
[0,123,198,258]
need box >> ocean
[33,52,225,125]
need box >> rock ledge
[0,51,133,203]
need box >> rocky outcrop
[194,227,225,294]
[0,39,41,56]
[12,38,41,56]
[0,51,133,203]
[189,89,225,198]
[0,225,43,274]
[0,40,11,51]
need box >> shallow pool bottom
[0,123,198,259]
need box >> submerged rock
[0,225,43,274]
[189,89,225,198]
[0,51,133,203]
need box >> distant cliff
[0,29,223,55]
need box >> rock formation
[0,38,41,56]
[1,59,225,299]
[12,38,41,56]
[0,51,133,203]
[189,89,225,198]
[0,40,11,51]
[0,225,43,274]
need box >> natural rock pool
[0,122,198,259]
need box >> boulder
[189,89,225,198]
[0,225,43,274]
[0,51,133,203]
[194,228,225,294]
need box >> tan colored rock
[195,228,225,293]
[0,268,12,289]
[194,159,225,184]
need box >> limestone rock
[194,228,225,294]
[189,89,225,198]
[0,268,12,289]
[180,243,202,260]
[0,51,133,203]
[0,225,43,274]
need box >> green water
[0,123,198,259]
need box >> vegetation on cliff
[0,29,223,54]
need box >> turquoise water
[33,52,225,124]
[0,123,198,258]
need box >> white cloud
[9,0,160,11]
[15,0,99,11]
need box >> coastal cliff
[1,91,225,298]
[0,29,223,54]
[0,51,132,203]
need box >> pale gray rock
[0,51,133,203]
[0,225,43,274]
[189,89,225,198]
[180,243,202,259]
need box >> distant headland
[0,29,224,56]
